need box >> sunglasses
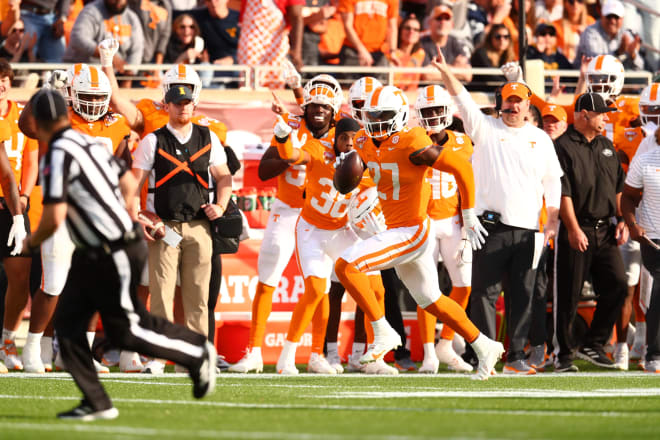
[566,0,584,4]
[434,14,452,21]
[402,26,420,32]
[494,34,510,40]
[538,30,556,37]
[11,28,25,34]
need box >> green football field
[1,364,659,440]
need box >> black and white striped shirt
[40,128,134,249]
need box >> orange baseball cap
[542,104,567,122]
[432,4,453,19]
[501,82,531,101]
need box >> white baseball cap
[602,0,624,18]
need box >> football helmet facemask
[586,54,624,100]
[348,76,383,123]
[71,65,111,122]
[363,86,409,139]
[415,85,454,133]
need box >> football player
[0,60,38,372]
[19,65,130,374]
[333,85,504,381]
[414,85,475,374]
[229,74,342,373]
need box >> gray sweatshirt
[63,0,144,66]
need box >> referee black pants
[470,223,537,362]
[553,223,627,362]
[54,240,208,411]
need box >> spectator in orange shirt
[338,0,398,73]
[552,0,594,64]
[392,14,424,91]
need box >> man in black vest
[132,86,231,373]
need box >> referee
[432,54,563,374]
[553,93,628,372]
[23,89,216,421]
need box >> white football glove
[462,208,488,251]
[98,38,119,68]
[500,62,523,82]
[282,58,302,89]
[273,115,292,139]
[47,69,68,90]
[362,211,386,236]
[8,215,26,256]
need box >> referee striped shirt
[626,147,660,240]
[40,128,134,249]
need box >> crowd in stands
[0,0,657,89]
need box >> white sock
[352,342,365,356]
[251,346,262,357]
[423,342,437,359]
[370,317,389,338]
[2,328,16,342]
[327,342,338,355]
[635,321,647,345]
[470,333,490,358]
[281,340,298,363]
[86,332,95,349]
[25,331,43,347]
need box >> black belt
[21,2,53,14]
[578,218,609,228]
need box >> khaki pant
[148,219,212,336]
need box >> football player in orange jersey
[0,60,38,372]
[334,85,504,381]
[272,116,376,375]
[17,65,129,374]
[413,84,475,374]
[230,74,343,374]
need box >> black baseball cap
[165,85,194,104]
[29,89,68,122]
[574,93,616,113]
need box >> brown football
[138,210,166,240]
[333,150,363,194]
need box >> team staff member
[133,86,232,356]
[432,53,563,375]
[25,89,215,420]
[553,93,629,372]
[622,142,660,374]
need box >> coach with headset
[553,93,628,372]
[432,53,563,375]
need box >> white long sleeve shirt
[454,88,563,230]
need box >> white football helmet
[71,65,111,122]
[586,54,624,100]
[348,76,383,123]
[639,83,660,126]
[415,85,454,133]
[302,74,342,114]
[362,86,409,139]
[348,186,386,238]
[162,64,202,105]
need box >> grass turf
[1,364,659,440]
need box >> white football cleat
[471,336,504,381]
[364,358,398,375]
[228,349,263,373]
[277,362,299,375]
[120,351,144,373]
[22,343,45,374]
[613,343,629,371]
[360,326,401,364]
[307,353,337,374]
[346,354,365,372]
[94,358,110,374]
[142,359,165,374]
[0,339,23,371]
[325,351,344,374]
[436,339,473,372]
[418,356,439,374]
